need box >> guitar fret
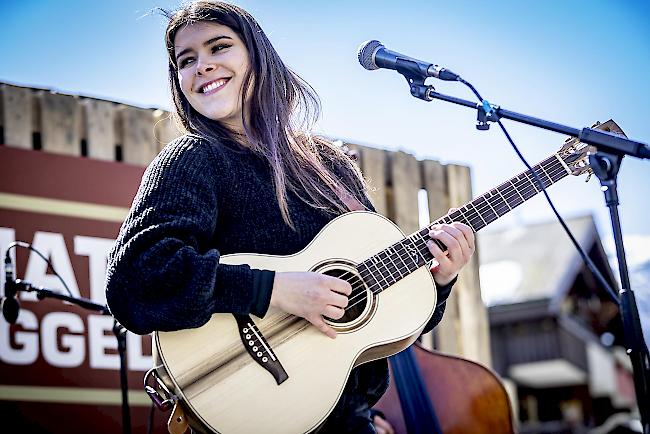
[357,263,376,290]
[475,196,498,224]
[376,251,396,285]
[527,170,540,193]
[486,189,510,216]
[498,183,518,209]
[469,201,488,228]
[511,178,526,203]
[403,238,421,267]
[551,160,567,182]
[386,249,405,282]
[416,236,434,265]
[459,205,479,229]
[368,255,389,289]
[391,245,411,277]
[538,163,553,187]
[454,209,476,231]
[494,187,513,212]
[517,173,537,201]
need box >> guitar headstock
[558,119,626,177]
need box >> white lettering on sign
[23,232,80,302]
[88,314,119,370]
[0,309,39,365]
[0,227,153,371]
[74,236,114,305]
[41,312,85,368]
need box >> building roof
[478,214,603,308]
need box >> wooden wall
[0,82,491,366]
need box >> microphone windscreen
[2,297,19,324]
[357,40,383,70]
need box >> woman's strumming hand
[270,272,351,339]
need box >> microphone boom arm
[421,87,650,159]
[12,279,110,314]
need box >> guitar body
[154,211,437,434]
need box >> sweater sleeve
[105,136,273,335]
[422,276,457,335]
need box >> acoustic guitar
[150,120,622,434]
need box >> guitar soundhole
[322,268,368,325]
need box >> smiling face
[174,21,250,133]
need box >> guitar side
[155,211,437,434]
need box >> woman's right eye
[179,57,195,68]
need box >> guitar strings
[338,161,568,314]
[329,157,566,302]
[255,161,568,335]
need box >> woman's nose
[196,60,215,76]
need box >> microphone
[357,40,460,81]
[2,252,19,324]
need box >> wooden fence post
[445,163,491,367]
[420,159,452,352]
[120,106,157,166]
[83,99,116,161]
[1,84,33,149]
[355,145,388,216]
[40,92,81,156]
[390,150,421,234]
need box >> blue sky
[3,0,649,257]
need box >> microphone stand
[397,67,650,432]
[9,279,132,434]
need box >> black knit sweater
[105,134,453,431]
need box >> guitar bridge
[234,314,289,385]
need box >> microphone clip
[476,99,500,131]
[395,58,435,102]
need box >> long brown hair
[163,1,369,228]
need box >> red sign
[0,146,169,433]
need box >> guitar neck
[357,153,571,291]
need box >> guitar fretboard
[357,153,570,292]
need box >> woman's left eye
[212,44,231,53]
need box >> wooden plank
[446,164,473,210]
[356,145,388,216]
[432,164,469,356]
[84,99,116,161]
[443,164,491,366]
[153,109,182,153]
[1,84,32,149]
[419,159,450,351]
[40,92,81,156]
[390,151,420,234]
[421,159,450,223]
[120,106,157,165]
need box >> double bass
[373,343,516,433]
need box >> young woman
[105,2,475,433]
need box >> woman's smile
[174,21,250,132]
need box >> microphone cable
[4,241,74,297]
